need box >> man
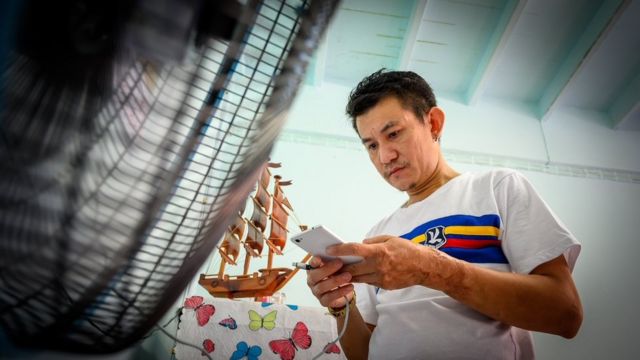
[305,69,583,359]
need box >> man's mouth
[388,166,404,177]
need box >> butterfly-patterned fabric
[175,296,346,360]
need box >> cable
[311,295,351,360]
[122,292,213,360]
[155,324,213,360]
[141,308,182,339]
[539,117,552,166]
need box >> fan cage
[0,0,338,352]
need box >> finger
[326,242,370,257]
[341,261,375,277]
[350,273,381,288]
[306,259,343,287]
[309,256,324,268]
[320,284,354,308]
[362,235,391,244]
[313,272,352,296]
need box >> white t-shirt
[356,169,580,360]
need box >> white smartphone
[290,225,363,264]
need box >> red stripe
[443,238,501,249]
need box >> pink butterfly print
[201,338,215,356]
[184,296,215,326]
[323,342,341,354]
[219,316,238,330]
[268,321,312,360]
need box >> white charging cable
[311,295,351,360]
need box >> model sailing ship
[199,162,308,299]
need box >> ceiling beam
[464,0,527,105]
[398,0,428,70]
[610,70,640,129]
[538,0,628,121]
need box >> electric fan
[0,0,338,353]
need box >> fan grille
[0,0,338,352]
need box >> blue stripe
[401,214,501,240]
[441,247,508,264]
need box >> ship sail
[199,161,308,299]
[266,176,290,255]
[218,215,244,265]
[254,181,272,214]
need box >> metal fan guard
[0,0,338,353]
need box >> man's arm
[445,252,582,338]
[333,236,583,338]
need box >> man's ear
[427,107,445,138]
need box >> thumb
[363,235,392,244]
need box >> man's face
[356,96,439,192]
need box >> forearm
[334,305,372,360]
[424,249,583,338]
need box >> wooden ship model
[199,162,308,299]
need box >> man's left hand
[327,235,450,290]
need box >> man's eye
[388,131,398,139]
[367,143,377,151]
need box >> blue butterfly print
[230,341,262,360]
[260,302,299,310]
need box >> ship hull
[198,267,293,299]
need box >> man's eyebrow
[380,121,397,134]
[360,120,398,144]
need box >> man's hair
[346,69,437,133]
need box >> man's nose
[379,143,398,164]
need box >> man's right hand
[306,256,354,309]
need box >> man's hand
[327,235,453,290]
[306,257,354,308]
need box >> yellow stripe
[411,234,426,244]
[409,226,500,243]
[445,226,499,237]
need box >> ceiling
[307,0,640,131]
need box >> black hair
[345,69,437,133]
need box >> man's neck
[404,155,459,207]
